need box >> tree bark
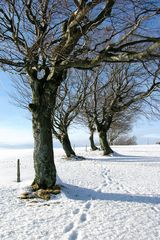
[89,129,98,151]
[61,132,76,158]
[30,79,59,189]
[98,129,113,155]
[32,110,56,189]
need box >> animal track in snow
[101,169,112,183]
[78,201,92,223]
[79,213,87,223]
[98,168,129,194]
[101,168,132,193]
[72,208,79,215]
[85,202,91,209]
[68,230,78,240]
[62,201,92,239]
[95,168,113,192]
[63,222,74,233]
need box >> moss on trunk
[31,80,59,189]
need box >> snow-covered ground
[0,145,160,240]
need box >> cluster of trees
[52,62,160,156]
[0,0,160,189]
[13,62,160,158]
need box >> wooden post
[17,159,20,182]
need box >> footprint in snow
[102,182,108,187]
[151,207,159,213]
[85,202,91,209]
[108,176,112,182]
[79,213,87,223]
[103,172,108,176]
[73,208,80,215]
[68,230,78,240]
[103,169,110,175]
[63,222,74,233]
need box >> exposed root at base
[19,185,61,201]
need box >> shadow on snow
[61,183,160,205]
[86,154,160,163]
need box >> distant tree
[78,103,98,151]
[79,96,137,150]
[52,70,87,158]
[0,1,160,188]
[108,111,136,145]
[83,104,98,151]
[76,71,99,151]
[114,135,137,145]
[82,63,160,155]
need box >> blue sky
[0,71,160,148]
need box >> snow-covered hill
[0,145,160,240]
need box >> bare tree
[108,111,136,145]
[52,70,87,158]
[82,103,98,151]
[76,71,99,150]
[82,63,160,155]
[77,103,98,151]
[0,1,160,189]
[114,135,137,145]
[12,70,87,158]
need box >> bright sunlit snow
[0,145,160,240]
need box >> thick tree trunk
[89,130,98,151]
[32,110,56,188]
[99,130,113,155]
[30,80,59,189]
[61,132,76,158]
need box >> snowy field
[0,145,160,240]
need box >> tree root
[19,185,61,201]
